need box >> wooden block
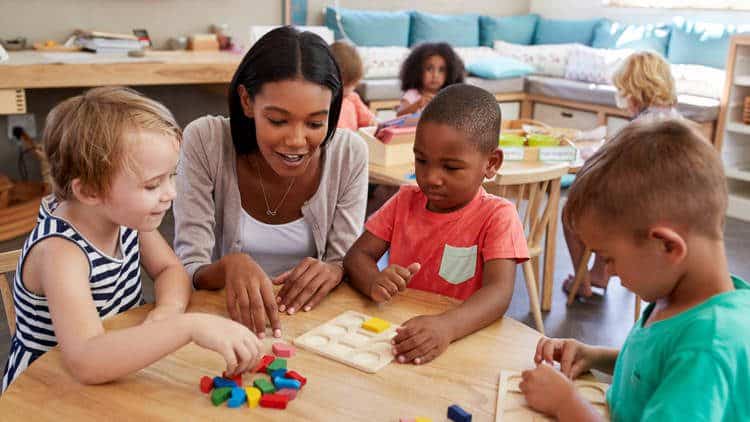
[266,358,287,374]
[188,33,219,51]
[294,311,398,373]
[227,387,247,408]
[415,418,432,422]
[245,387,261,408]
[210,387,232,406]
[272,342,295,357]
[212,376,237,389]
[253,378,276,395]
[260,393,289,409]
[447,404,472,422]
[199,376,213,394]
[222,371,242,387]
[273,376,301,390]
[362,317,391,333]
[253,355,275,373]
[276,388,298,401]
[285,370,307,387]
[270,368,287,379]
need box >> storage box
[500,137,577,162]
[358,126,414,166]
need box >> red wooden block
[260,393,289,409]
[285,370,307,387]
[222,371,242,386]
[199,376,213,394]
[253,355,276,373]
[276,388,298,401]
[272,342,295,358]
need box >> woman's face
[239,79,333,177]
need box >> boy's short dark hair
[419,84,501,153]
[330,41,363,86]
[564,119,727,240]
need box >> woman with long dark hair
[173,27,368,338]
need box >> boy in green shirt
[518,119,750,421]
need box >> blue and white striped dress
[2,195,143,392]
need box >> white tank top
[239,209,318,277]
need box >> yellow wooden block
[245,387,261,408]
[362,317,390,333]
[415,417,432,422]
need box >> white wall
[530,0,750,25]
[306,0,531,25]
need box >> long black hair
[228,26,343,155]
[399,42,465,92]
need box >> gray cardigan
[173,115,369,282]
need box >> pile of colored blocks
[199,342,305,410]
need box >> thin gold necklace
[249,155,296,217]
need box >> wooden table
[0,284,541,421]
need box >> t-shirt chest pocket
[439,244,478,284]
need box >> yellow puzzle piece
[245,386,261,408]
[362,317,390,333]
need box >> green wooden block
[265,358,287,374]
[253,378,276,394]
[211,387,232,406]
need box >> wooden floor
[1,198,749,371]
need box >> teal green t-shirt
[607,275,750,421]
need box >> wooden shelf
[726,166,750,182]
[727,122,750,135]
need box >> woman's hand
[273,258,344,314]
[220,253,281,338]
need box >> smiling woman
[173,26,369,339]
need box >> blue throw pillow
[479,14,539,47]
[533,18,604,45]
[325,7,411,47]
[668,18,749,69]
[592,20,671,56]
[466,56,534,80]
[410,11,480,47]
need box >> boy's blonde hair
[613,51,677,109]
[564,119,726,240]
[43,86,181,200]
[329,41,363,86]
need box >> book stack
[374,112,420,142]
[75,31,142,54]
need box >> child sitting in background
[2,87,261,392]
[345,84,528,365]
[563,50,682,299]
[330,41,375,131]
[396,42,465,116]
[520,119,750,421]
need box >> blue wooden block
[270,368,287,379]
[273,376,301,390]
[227,387,247,408]
[448,404,472,422]
[213,376,238,389]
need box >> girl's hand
[273,258,344,314]
[188,313,262,376]
[220,253,281,338]
[534,337,596,379]
[519,362,577,417]
[143,303,186,324]
[391,314,450,365]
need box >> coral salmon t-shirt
[365,186,529,300]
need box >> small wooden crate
[744,97,750,125]
[358,126,414,167]
[0,180,47,242]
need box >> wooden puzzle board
[293,311,398,373]
[496,370,610,421]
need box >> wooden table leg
[542,179,562,312]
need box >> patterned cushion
[493,40,575,77]
[564,44,633,84]
[356,46,410,79]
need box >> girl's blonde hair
[613,51,677,110]
[43,86,181,200]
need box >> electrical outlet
[7,113,37,144]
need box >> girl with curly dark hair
[396,42,465,116]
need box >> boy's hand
[535,337,595,379]
[188,313,263,376]
[519,362,577,417]
[391,314,450,365]
[369,263,420,303]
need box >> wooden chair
[566,247,642,322]
[0,249,21,336]
[484,163,569,334]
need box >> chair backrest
[484,163,569,251]
[0,249,21,337]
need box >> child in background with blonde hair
[2,87,261,392]
[330,41,376,131]
[563,50,682,299]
